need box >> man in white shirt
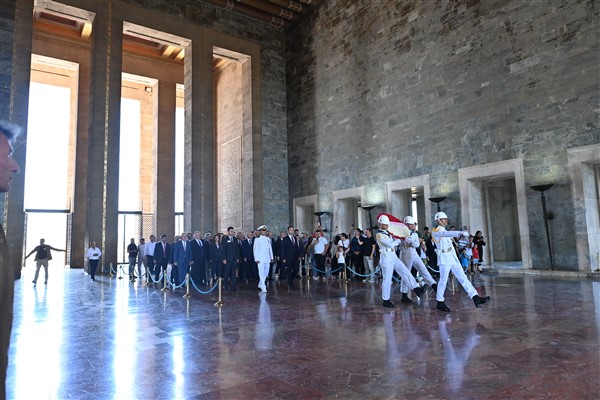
[313,230,328,279]
[253,225,274,293]
[144,235,156,280]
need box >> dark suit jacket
[282,235,301,264]
[172,240,189,283]
[188,238,208,266]
[275,237,284,260]
[172,240,189,269]
[221,236,240,263]
[241,238,254,261]
[154,241,171,266]
[208,243,223,265]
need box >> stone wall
[286,0,599,269]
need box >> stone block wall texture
[286,0,599,269]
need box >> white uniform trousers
[257,262,270,292]
[381,256,418,301]
[436,260,477,302]
[400,253,436,293]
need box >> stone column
[87,4,122,272]
[1,0,33,278]
[69,44,92,268]
[415,195,426,227]
[184,39,215,233]
[154,79,176,237]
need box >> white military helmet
[403,216,415,225]
[378,215,390,224]
[434,211,448,221]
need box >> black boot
[431,283,437,293]
[414,284,428,298]
[382,299,395,308]
[473,295,491,308]
[436,301,451,312]
[400,293,412,303]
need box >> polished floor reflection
[7,269,600,399]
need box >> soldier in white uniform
[432,212,490,312]
[253,225,274,293]
[399,216,438,303]
[376,215,426,308]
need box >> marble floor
[6,268,600,399]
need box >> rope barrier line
[345,265,382,278]
[426,264,440,273]
[166,274,188,290]
[147,270,164,284]
[425,263,468,274]
[309,266,343,274]
[189,276,219,294]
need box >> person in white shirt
[86,241,102,281]
[312,230,328,279]
[145,235,157,280]
[432,212,490,312]
[253,225,274,293]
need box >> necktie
[163,243,166,253]
[183,241,186,251]
[197,239,201,247]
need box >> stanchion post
[184,273,191,298]
[161,271,169,292]
[109,262,114,277]
[144,267,152,286]
[214,277,224,307]
[118,265,124,280]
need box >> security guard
[376,215,426,308]
[399,216,437,303]
[431,212,490,312]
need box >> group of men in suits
[128,224,309,291]
[130,231,210,286]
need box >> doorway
[459,159,531,269]
[24,56,78,268]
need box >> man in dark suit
[221,227,240,290]
[240,231,255,283]
[188,230,208,284]
[274,231,286,279]
[153,234,171,284]
[282,225,302,289]
[268,231,276,281]
[171,233,189,286]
